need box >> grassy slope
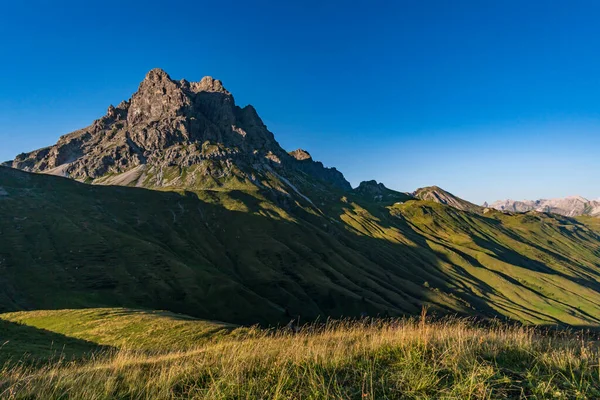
[2,309,600,399]
[3,166,600,326]
[390,202,600,324]
[0,308,236,353]
[0,308,237,365]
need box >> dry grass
[2,315,600,399]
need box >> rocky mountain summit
[6,69,350,191]
[489,196,600,217]
[413,186,482,213]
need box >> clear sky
[2,1,600,204]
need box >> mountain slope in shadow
[3,166,600,326]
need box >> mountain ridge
[6,163,600,326]
[4,69,600,327]
[489,196,600,217]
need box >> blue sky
[2,1,600,204]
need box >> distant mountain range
[4,68,600,326]
[487,196,600,217]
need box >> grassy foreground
[2,309,600,399]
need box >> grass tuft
[2,312,600,399]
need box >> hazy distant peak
[564,195,588,202]
[489,196,600,217]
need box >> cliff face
[9,69,351,191]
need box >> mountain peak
[144,68,172,82]
[413,186,481,213]
[353,180,413,203]
[355,180,388,197]
[357,180,387,191]
[565,195,588,202]
[142,69,229,94]
[7,70,352,192]
[191,76,229,94]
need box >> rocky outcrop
[355,180,388,196]
[354,180,413,203]
[489,196,600,217]
[413,186,482,213]
[8,69,351,191]
[289,149,351,191]
[289,149,312,161]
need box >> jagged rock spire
[8,68,352,191]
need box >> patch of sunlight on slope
[0,308,239,351]
[340,202,415,246]
[392,200,600,326]
[193,188,296,221]
[428,241,577,325]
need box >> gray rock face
[355,180,388,196]
[8,69,351,191]
[353,180,414,203]
[413,186,482,213]
[489,196,600,217]
[354,180,391,202]
[289,148,351,191]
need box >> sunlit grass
[3,312,600,399]
[1,308,237,352]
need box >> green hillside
[0,308,238,365]
[3,165,600,326]
[1,308,235,351]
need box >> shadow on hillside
[387,206,600,325]
[328,195,600,325]
[4,167,600,328]
[0,319,111,366]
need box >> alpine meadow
[4,2,600,398]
